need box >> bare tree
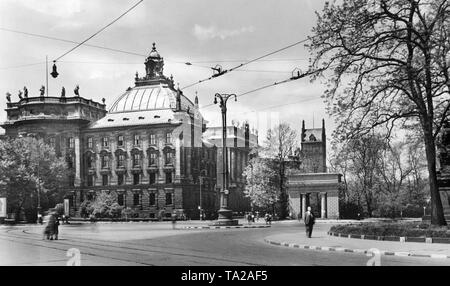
[308,0,450,225]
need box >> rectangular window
[149,193,156,206]
[102,137,109,148]
[118,135,124,147]
[134,134,140,146]
[117,194,124,206]
[102,175,108,186]
[101,156,109,168]
[118,154,125,167]
[49,137,56,148]
[69,175,75,187]
[149,134,156,145]
[117,174,124,186]
[165,152,173,165]
[165,192,173,205]
[133,153,141,166]
[68,137,74,149]
[87,155,93,169]
[165,172,172,184]
[87,137,93,149]
[133,193,140,206]
[133,173,140,185]
[149,153,157,165]
[149,173,156,184]
[87,175,93,187]
[67,155,74,169]
[166,132,171,144]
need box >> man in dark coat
[304,206,315,238]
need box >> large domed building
[1,44,223,220]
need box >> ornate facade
[1,44,228,220]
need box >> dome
[148,42,161,59]
[109,84,194,113]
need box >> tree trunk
[423,126,447,226]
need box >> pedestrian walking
[247,213,252,225]
[264,213,270,225]
[304,206,315,238]
[37,213,43,225]
[171,211,177,229]
[54,215,60,240]
[43,212,57,240]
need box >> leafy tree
[242,156,279,211]
[260,123,298,219]
[308,0,450,225]
[0,137,70,221]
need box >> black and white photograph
[0,0,449,273]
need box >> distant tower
[301,119,326,173]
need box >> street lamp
[424,197,431,217]
[27,133,42,223]
[198,169,207,220]
[211,93,239,226]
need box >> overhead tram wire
[199,68,320,110]
[0,27,147,58]
[0,27,310,70]
[180,38,309,90]
[53,0,144,63]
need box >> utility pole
[46,55,49,97]
[211,93,239,226]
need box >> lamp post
[424,197,431,217]
[211,93,239,226]
[28,133,42,223]
[198,169,207,220]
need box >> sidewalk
[265,229,450,259]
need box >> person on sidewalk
[304,206,315,238]
[171,211,177,230]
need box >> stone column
[301,194,307,219]
[74,135,81,187]
[321,193,327,218]
[326,192,339,219]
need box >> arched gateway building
[1,44,255,220]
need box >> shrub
[121,207,137,219]
[330,222,450,238]
[90,193,123,218]
[339,201,364,219]
[79,200,93,218]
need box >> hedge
[330,222,450,238]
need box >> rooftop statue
[23,86,28,98]
[74,85,80,96]
[6,92,11,103]
[39,86,45,97]
[61,87,66,98]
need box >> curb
[181,225,271,230]
[263,238,450,259]
[327,231,450,244]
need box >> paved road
[0,221,449,266]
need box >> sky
[0,0,332,145]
